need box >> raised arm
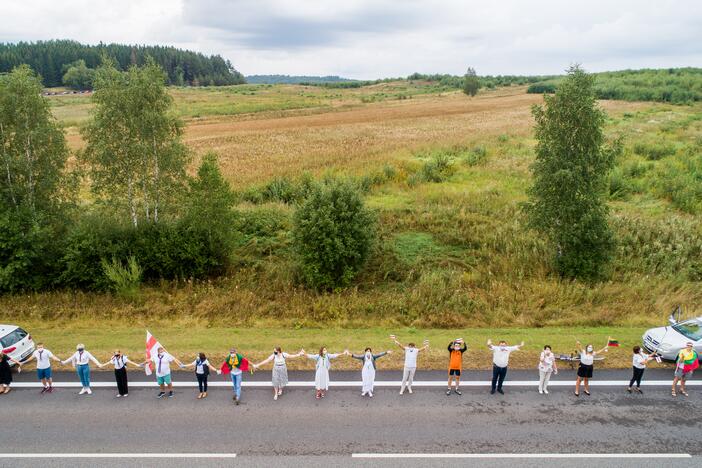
[373,351,390,359]
[575,341,583,353]
[486,339,493,349]
[392,337,406,350]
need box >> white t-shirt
[111,355,128,370]
[192,358,210,374]
[64,350,99,367]
[490,345,519,368]
[152,353,175,377]
[404,348,419,368]
[32,349,54,370]
[632,353,647,369]
[580,352,594,366]
[538,351,555,372]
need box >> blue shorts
[157,374,172,386]
[37,368,52,380]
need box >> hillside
[0,39,245,87]
[246,74,356,84]
[3,80,701,332]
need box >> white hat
[76,343,85,350]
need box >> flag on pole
[144,330,163,376]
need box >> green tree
[62,59,96,90]
[81,57,189,227]
[292,179,376,290]
[524,65,617,280]
[0,65,72,292]
[0,64,70,220]
[463,67,480,97]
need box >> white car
[0,324,35,365]
[642,313,702,361]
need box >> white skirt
[361,361,375,393]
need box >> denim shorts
[674,368,693,380]
[37,367,52,380]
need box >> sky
[2,0,701,79]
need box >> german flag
[607,339,620,347]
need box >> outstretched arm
[373,351,390,359]
[254,354,274,368]
[350,353,364,360]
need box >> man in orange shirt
[447,339,467,395]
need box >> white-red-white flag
[144,330,163,375]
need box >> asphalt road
[2,369,700,468]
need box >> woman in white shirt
[574,340,608,397]
[254,347,305,400]
[307,347,349,399]
[628,345,655,394]
[99,350,142,398]
[61,344,101,395]
[538,345,558,394]
[182,352,220,399]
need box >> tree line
[0,40,245,89]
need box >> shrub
[527,82,557,94]
[410,152,455,185]
[101,256,142,300]
[632,142,676,160]
[654,151,702,213]
[292,179,377,290]
[464,146,488,166]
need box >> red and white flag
[144,330,163,376]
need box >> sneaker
[86,388,92,395]
[497,389,504,395]
[399,389,404,395]
[408,387,413,394]
[490,389,496,395]
[544,389,549,395]
[454,389,462,396]
[446,389,452,395]
[168,391,174,398]
[116,394,122,398]
[235,397,240,405]
[157,392,166,398]
[123,394,128,397]
[78,388,86,395]
[538,389,543,394]
[361,392,366,397]
[273,394,278,401]
[47,386,54,394]
[635,387,643,394]
[369,392,373,398]
[40,387,48,394]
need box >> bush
[654,151,702,213]
[464,146,488,166]
[101,256,142,300]
[292,179,377,290]
[409,152,455,185]
[527,82,557,94]
[632,142,676,160]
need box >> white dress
[362,356,375,393]
[308,353,339,390]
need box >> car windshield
[673,319,702,342]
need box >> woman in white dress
[352,348,392,398]
[307,346,348,399]
[254,347,305,400]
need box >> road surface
[2,369,700,467]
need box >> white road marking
[352,453,693,459]
[1,453,237,458]
[12,380,701,388]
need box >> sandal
[681,390,689,397]
[584,390,591,396]
[574,392,580,397]
[671,390,677,397]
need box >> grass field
[3,80,701,369]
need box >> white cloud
[1,0,701,78]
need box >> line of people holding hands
[2,334,697,401]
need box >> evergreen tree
[463,67,480,97]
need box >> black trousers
[629,367,645,388]
[197,373,208,392]
[115,367,128,395]
[492,365,508,391]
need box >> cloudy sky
[2,0,701,78]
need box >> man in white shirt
[487,339,523,395]
[23,343,62,393]
[142,347,184,398]
[391,335,429,395]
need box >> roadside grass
[16,323,658,371]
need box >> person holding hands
[23,343,62,394]
[253,347,305,401]
[100,349,142,398]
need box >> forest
[0,40,245,88]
